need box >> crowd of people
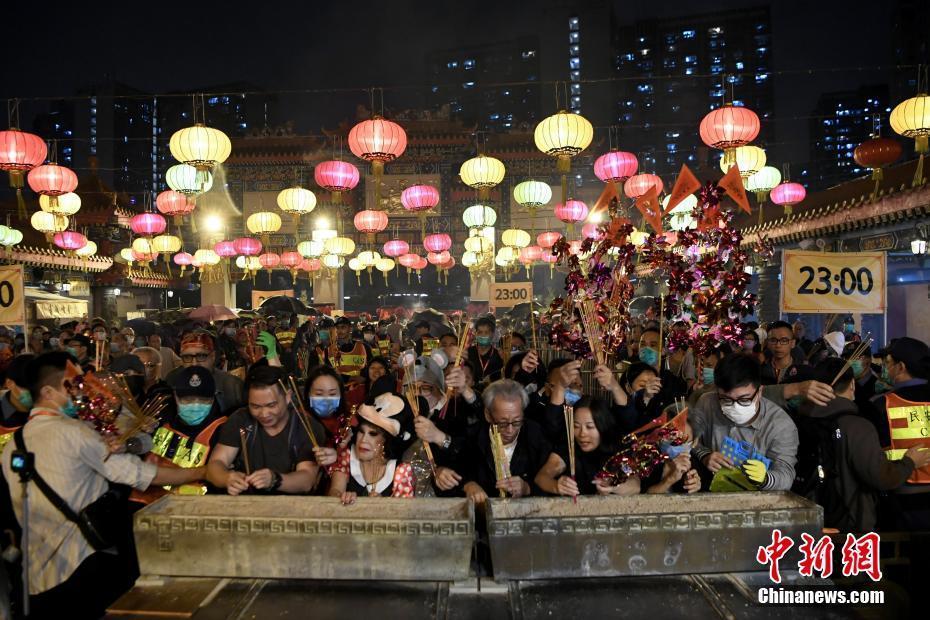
[0,311,928,617]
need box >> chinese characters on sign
[756,529,882,583]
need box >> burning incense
[576,299,605,366]
[489,424,509,498]
[529,308,538,351]
[239,428,252,475]
[831,335,873,387]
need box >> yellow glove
[741,459,768,486]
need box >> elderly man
[691,352,799,492]
[166,332,244,414]
[459,378,554,505]
[148,332,180,379]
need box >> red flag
[719,163,751,214]
[591,181,620,219]
[634,184,663,234]
[664,165,702,215]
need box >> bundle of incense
[831,334,873,386]
[529,308,538,351]
[280,378,319,449]
[489,424,509,498]
[576,299,605,366]
[656,294,665,372]
[404,361,438,478]
[501,332,513,363]
[563,405,576,478]
[239,427,252,475]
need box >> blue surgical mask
[564,389,582,406]
[476,335,492,347]
[66,347,78,358]
[61,398,78,418]
[660,440,691,458]
[177,402,212,426]
[639,347,659,367]
[16,390,33,409]
[701,367,715,385]
[310,396,340,418]
[844,324,855,334]
[318,331,330,344]
[849,360,864,377]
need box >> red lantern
[0,129,47,214]
[542,250,558,263]
[854,137,902,181]
[173,252,193,266]
[259,252,281,271]
[27,163,78,210]
[314,160,360,204]
[554,199,589,227]
[594,150,638,183]
[214,240,237,258]
[383,239,409,257]
[130,212,167,236]
[537,231,562,249]
[520,245,543,262]
[770,182,806,215]
[398,253,420,269]
[427,251,450,265]
[423,233,452,253]
[156,190,195,225]
[700,103,760,167]
[53,231,87,251]
[412,256,428,271]
[301,258,322,272]
[280,251,302,268]
[132,249,156,263]
[354,209,389,236]
[440,255,455,269]
[234,237,262,256]
[401,184,440,212]
[624,173,663,199]
[348,116,407,177]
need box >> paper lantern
[132,237,155,255]
[383,239,409,257]
[464,235,491,253]
[194,249,221,266]
[513,180,552,215]
[258,253,281,274]
[0,129,47,200]
[28,163,78,213]
[700,103,761,167]
[39,192,81,216]
[132,249,156,263]
[173,252,193,266]
[353,210,389,240]
[745,166,782,203]
[30,211,68,241]
[169,124,231,182]
[462,251,479,268]
[246,211,282,244]
[277,186,317,218]
[325,236,355,256]
[718,145,766,178]
[398,253,420,268]
[554,200,589,230]
[156,190,195,225]
[460,154,505,200]
[462,204,497,229]
[501,228,531,248]
[664,194,698,232]
[375,257,395,284]
[233,237,262,256]
[581,223,603,240]
[854,137,902,183]
[53,231,87,251]
[119,248,135,263]
[624,173,664,199]
[358,250,382,268]
[770,182,807,215]
[348,116,407,177]
[889,93,930,154]
[423,233,452,253]
[427,250,450,265]
[214,240,237,258]
[314,160,360,204]
[401,184,440,212]
[521,245,543,261]
[130,212,167,236]
[302,258,323,272]
[537,231,562,249]
[152,234,182,254]
[280,251,302,268]
[322,254,345,269]
[535,110,593,172]
[166,163,213,196]
[74,240,97,256]
[297,239,324,258]
[594,150,638,183]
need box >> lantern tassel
[15,189,26,220]
[913,152,925,188]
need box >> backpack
[791,413,852,526]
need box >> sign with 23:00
[490,281,533,307]
[780,250,886,314]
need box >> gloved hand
[742,459,768,486]
[257,331,278,360]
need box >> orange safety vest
[0,425,21,454]
[884,393,930,484]
[130,416,227,504]
[335,341,368,377]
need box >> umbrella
[410,308,453,337]
[505,301,545,321]
[188,304,238,322]
[258,295,317,316]
[125,318,158,337]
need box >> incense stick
[529,308,538,351]
[831,335,873,386]
[576,299,605,366]
[239,428,252,475]
[404,359,438,478]
[490,424,509,498]
[563,405,576,478]
[656,294,665,372]
[280,378,319,449]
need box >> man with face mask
[167,332,244,415]
[690,352,799,491]
[635,327,688,425]
[332,317,372,385]
[66,334,95,372]
[0,354,35,446]
[467,316,504,386]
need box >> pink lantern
[383,239,409,257]
[259,253,281,270]
[130,212,167,236]
[132,249,155,263]
[398,253,420,269]
[770,182,806,214]
[301,258,322,272]
[537,231,562,249]
[594,150,638,183]
[0,129,47,173]
[280,251,302,268]
[173,251,193,266]
[53,231,87,251]
[423,233,452,253]
[581,223,603,240]
[427,250,451,265]
[699,104,761,151]
[348,117,407,171]
[624,173,664,199]
[354,209,389,235]
[412,256,428,271]
[520,245,543,262]
[554,199,589,225]
[234,237,262,256]
[542,250,558,264]
[156,190,195,218]
[214,240,237,258]
[27,162,78,197]
[401,184,440,212]
[314,160,360,192]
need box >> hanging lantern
[353,209,389,243]
[464,235,491,254]
[312,228,337,243]
[314,160,360,204]
[53,231,87,252]
[214,240,237,260]
[513,180,552,216]
[398,253,420,283]
[501,228,531,249]
[173,251,193,276]
[259,252,281,277]
[624,173,664,199]
[383,239,409,258]
[535,109,593,204]
[28,162,78,212]
[246,211,282,245]
[302,258,323,273]
[581,223,603,240]
[120,248,136,264]
[325,236,356,257]
[699,103,761,168]
[169,124,231,186]
[537,231,562,249]
[281,250,302,283]
[39,192,81,216]
[376,257,395,285]
[74,240,96,257]
[30,211,68,242]
[462,251,479,269]
[322,254,345,270]
[156,189,196,226]
[460,154,505,200]
[719,145,766,179]
[630,229,649,247]
[348,116,407,185]
[153,234,182,255]
[854,136,903,196]
[297,239,325,258]
[889,92,929,185]
[132,248,156,264]
[594,150,638,183]
[401,184,439,236]
[348,257,365,284]
[663,194,699,232]
[132,237,155,255]
[0,128,47,216]
[554,199,588,234]
[277,186,317,220]
[233,237,262,256]
[770,182,807,215]
[130,212,167,237]
[462,204,497,230]
[423,233,452,253]
[166,163,213,197]
[745,166,782,203]
[427,250,450,265]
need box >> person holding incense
[207,365,320,495]
[467,316,505,386]
[459,379,554,506]
[535,396,638,497]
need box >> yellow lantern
[464,235,491,253]
[75,240,97,257]
[30,211,68,242]
[39,192,81,216]
[323,254,344,269]
[745,166,782,203]
[890,92,930,185]
[348,257,364,284]
[297,240,324,258]
[277,186,317,219]
[459,154,505,200]
[246,211,282,245]
[719,145,766,178]
[462,251,479,268]
[194,249,221,266]
[166,163,213,196]
[132,237,155,255]
[169,124,231,184]
[312,228,337,243]
[462,204,497,229]
[513,180,552,216]
[375,257,395,285]
[119,248,135,262]
[358,250,381,267]
[535,109,593,204]
[152,234,182,254]
[325,236,355,257]
[501,228,531,249]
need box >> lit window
[208,97,219,105]
[755,72,768,82]
[622,113,633,122]
[569,32,579,43]
[708,26,723,35]
[239,122,247,129]
[571,96,581,105]
[570,84,581,95]
[685,55,697,64]
[64,130,72,136]
[431,85,439,93]
[638,36,647,43]
[522,50,536,59]
[463,82,475,89]
[464,59,475,69]
[570,71,580,81]
[569,45,580,55]
[735,61,744,70]
[447,61,458,69]
[685,68,694,75]
[667,143,677,152]
[569,17,579,30]
[682,29,695,38]
[640,48,650,56]
[636,83,653,93]
[732,99,744,106]
[569,58,580,69]
[711,65,723,74]
[623,52,635,61]
[756,47,767,54]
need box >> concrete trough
[486,492,822,580]
[134,495,474,581]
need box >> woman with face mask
[303,366,350,470]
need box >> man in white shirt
[1,351,202,617]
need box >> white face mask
[720,400,757,425]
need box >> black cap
[880,337,930,369]
[335,316,352,326]
[361,323,376,333]
[109,354,145,375]
[68,334,92,350]
[171,365,216,398]
[412,319,430,330]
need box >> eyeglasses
[717,387,760,407]
[493,419,523,431]
[142,362,159,369]
[768,338,792,346]
[180,353,211,363]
